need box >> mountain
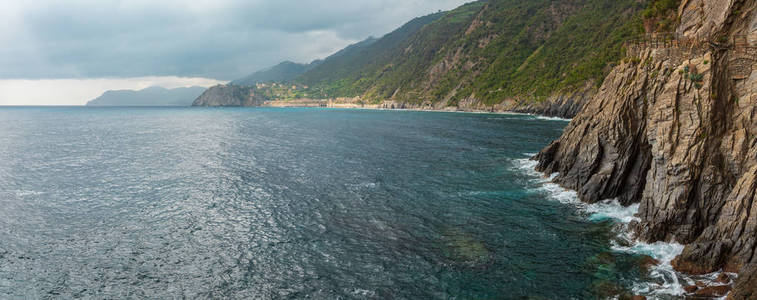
[536,0,757,297]
[192,36,390,107]
[194,0,644,117]
[232,60,322,86]
[293,0,644,115]
[86,86,206,106]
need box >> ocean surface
[0,107,689,299]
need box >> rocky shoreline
[534,0,757,298]
[192,87,591,119]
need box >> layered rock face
[192,85,265,107]
[502,87,594,119]
[535,0,757,297]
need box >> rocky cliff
[191,85,266,107]
[535,0,757,297]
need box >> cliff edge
[192,85,266,107]
[535,0,757,297]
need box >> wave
[585,200,640,224]
[614,240,687,296]
[11,190,46,197]
[510,154,706,297]
[531,115,572,122]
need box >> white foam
[350,288,376,297]
[586,200,640,224]
[614,241,687,296]
[13,190,45,197]
[513,158,539,173]
[541,181,580,205]
[532,115,572,122]
[510,154,707,298]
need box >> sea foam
[511,154,699,297]
[531,115,572,122]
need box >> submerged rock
[694,285,732,298]
[638,255,660,270]
[730,264,757,299]
[443,229,492,267]
[716,273,732,284]
[684,285,699,293]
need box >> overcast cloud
[0,0,470,81]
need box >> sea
[0,107,703,299]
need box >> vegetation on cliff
[536,0,757,297]
[214,0,645,110]
[297,0,645,106]
[640,0,681,32]
[232,61,322,86]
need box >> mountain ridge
[193,0,643,118]
[232,60,322,86]
[87,86,207,106]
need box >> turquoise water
[0,107,656,299]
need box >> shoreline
[261,99,579,119]
[519,155,739,298]
[200,102,577,121]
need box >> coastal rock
[717,273,732,284]
[639,255,661,270]
[259,92,589,118]
[192,84,266,107]
[693,285,732,298]
[504,85,594,119]
[536,0,757,297]
[684,285,699,293]
[730,264,757,299]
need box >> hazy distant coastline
[86,86,207,107]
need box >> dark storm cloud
[0,0,469,80]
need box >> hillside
[296,0,644,111]
[232,60,322,86]
[87,86,206,106]
[194,0,644,117]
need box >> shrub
[689,73,704,82]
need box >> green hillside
[232,60,322,86]
[294,0,644,105]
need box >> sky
[0,0,470,105]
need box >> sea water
[0,107,689,298]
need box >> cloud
[0,77,224,106]
[0,0,470,81]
